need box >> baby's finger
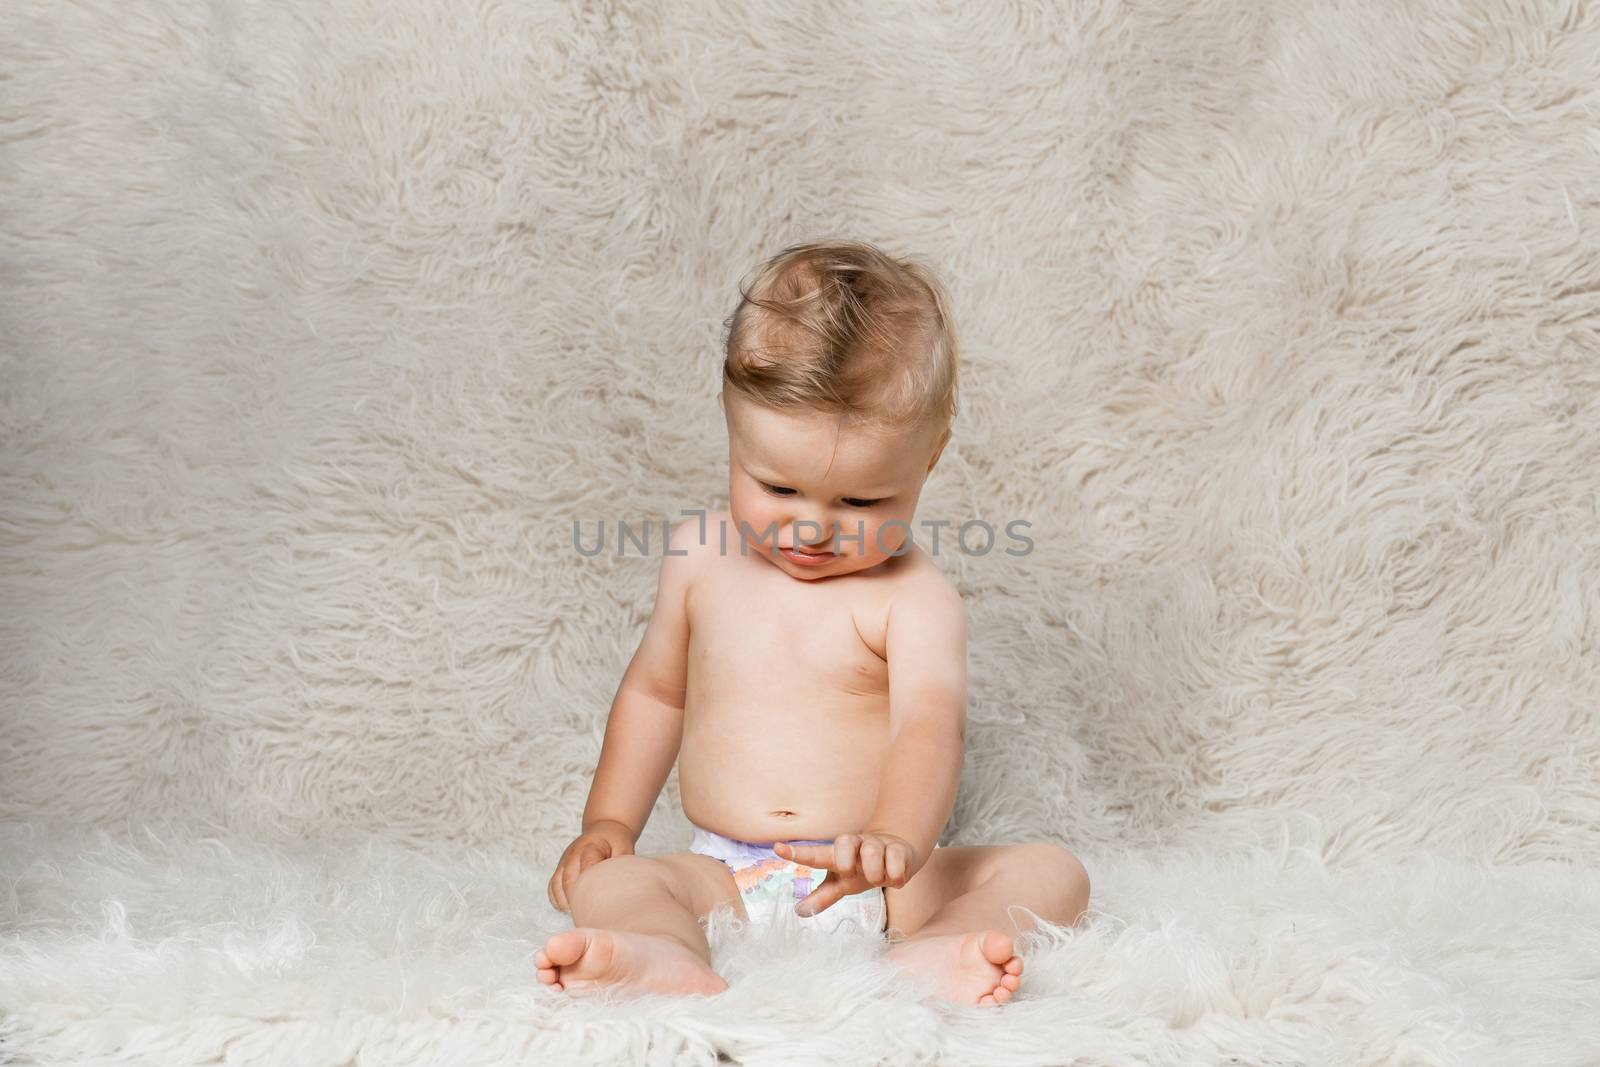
[562,847,600,903]
[859,838,886,886]
[834,834,859,877]
[774,841,830,868]
[554,862,578,912]
[797,880,845,917]
[885,844,908,887]
[560,861,578,904]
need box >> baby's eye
[759,482,796,496]
[843,497,884,509]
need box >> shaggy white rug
[3,0,1599,1063]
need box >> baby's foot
[882,930,1024,1006]
[535,928,729,997]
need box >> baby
[537,240,1091,1005]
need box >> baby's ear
[927,428,951,472]
[717,390,725,413]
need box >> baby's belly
[678,697,892,845]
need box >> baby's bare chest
[686,563,891,702]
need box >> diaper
[689,823,887,937]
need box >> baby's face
[720,391,948,579]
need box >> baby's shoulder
[662,508,759,579]
[661,510,726,567]
[886,540,959,588]
[878,544,964,619]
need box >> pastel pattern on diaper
[687,823,885,935]
[732,858,823,904]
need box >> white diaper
[688,823,888,936]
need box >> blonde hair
[721,239,959,436]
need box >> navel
[769,810,797,818]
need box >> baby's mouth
[778,543,836,563]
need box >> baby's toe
[541,930,589,967]
[1004,956,1023,975]
[1000,973,1021,992]
[992,985,1013,1004]
[977,931,1014,967]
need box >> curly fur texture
[2,0,1598,1062]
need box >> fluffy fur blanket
[2,1,1597,1063]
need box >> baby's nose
[794,523,836,546]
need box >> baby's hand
[774,831,919,917]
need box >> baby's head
[718,240,959,579]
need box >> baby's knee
[1008,842,1090,912]
[569,854,667,907]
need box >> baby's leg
[537,853,741,998]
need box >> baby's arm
[860,576,968,878]
[577,518,700,842]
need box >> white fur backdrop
[2,0,1598,1063]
